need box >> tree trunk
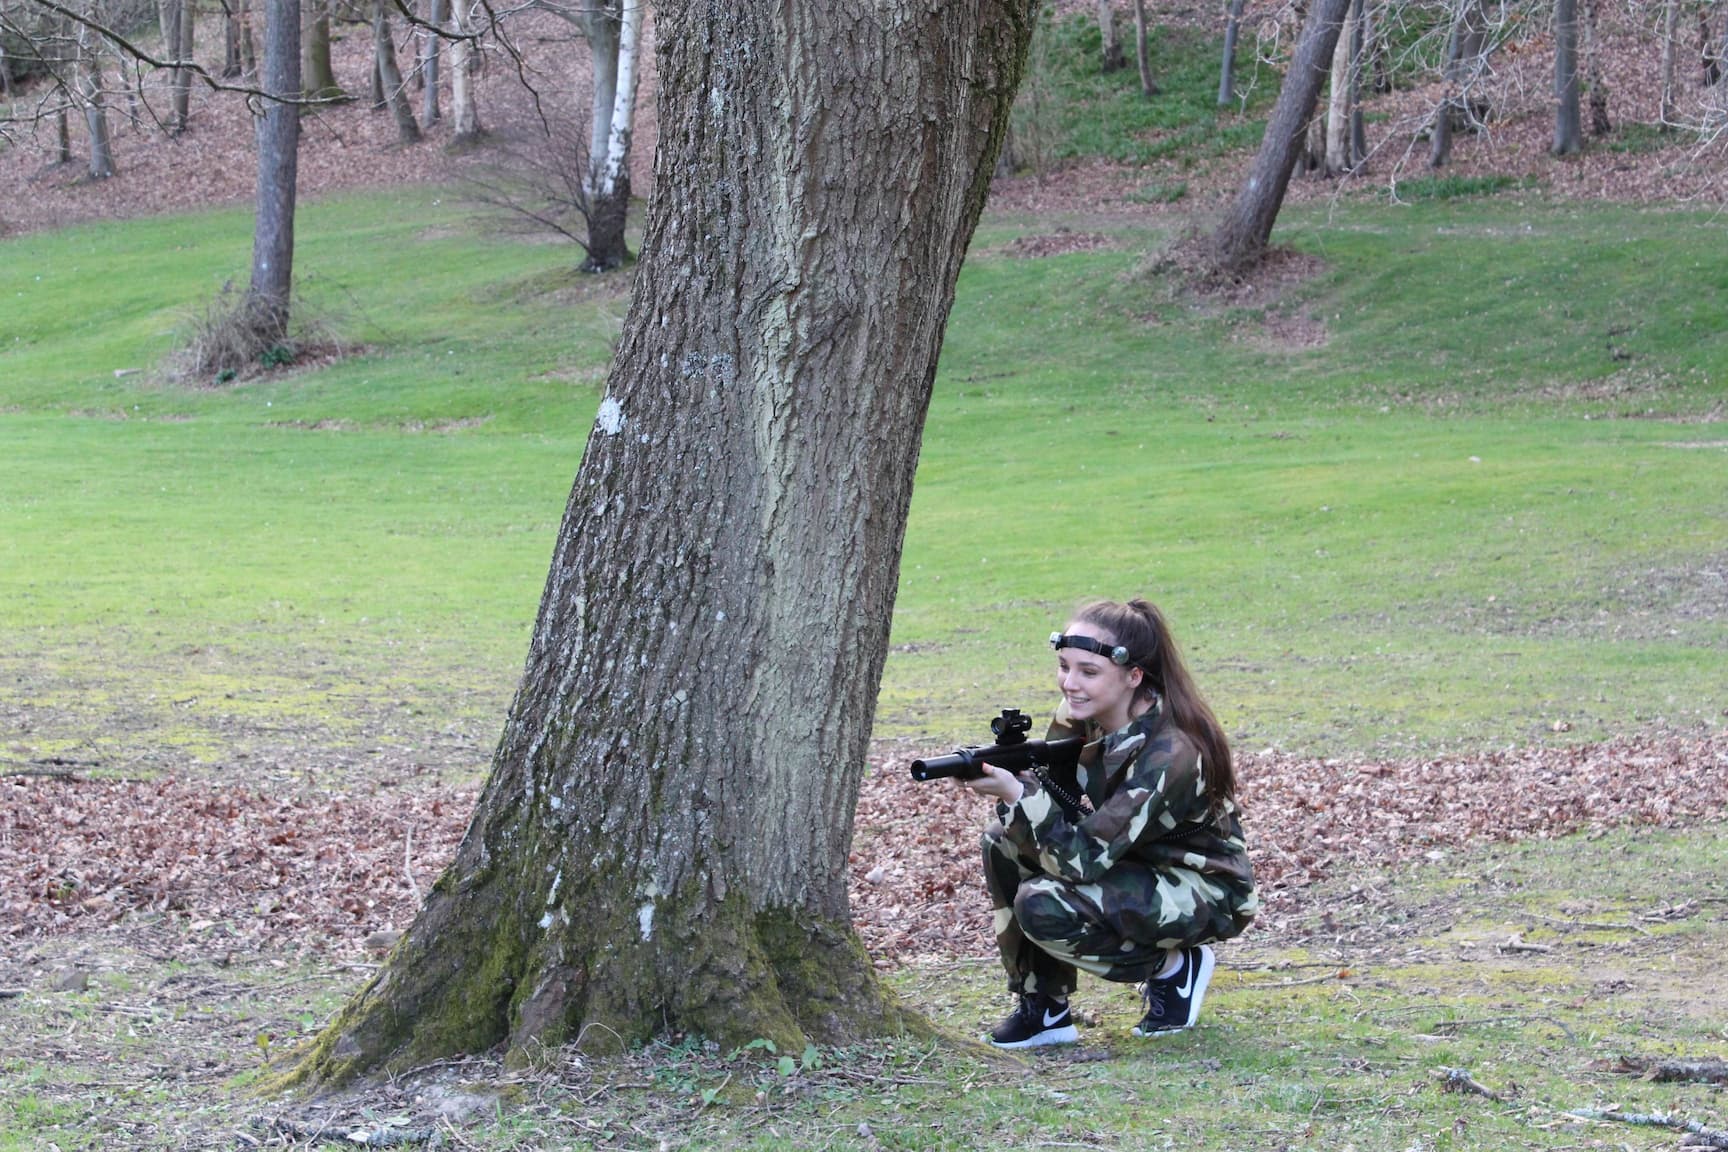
[1213,0,1352,274]
[374,0,420,143]
[1658,0,1678,127]
[1586,0,1611,132]
[239,0,257,79]
[448,0,480,143]
[1699,11,1720,86]
[302,0,342,99]
[1323,0,1358,173]
[1553,0,1582,153]
[583,0,620,197]
[221,0,243,77]
[583,0,638,271]
[1133,0,1156,97]
[172,0,194,132]
[1429,0,1490,166]
[246,0,300,345]
[76,10,116,179]
[1348,0,1367,164]
[420,0,445,122]
[1219,0,1246,104]
[1097,0,1126,72]
[296,0,1037,1084]
[55,107,72,162]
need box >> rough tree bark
[301,0,342,99]
[244,0,299,344]
[1554,0,1583,152]
[75,5,116,178]
[1213,0,1352,274]
[1219,0,1247,104]
[581,0,639,271]
[1658,0,1678,126]
[447,0,480,143]
[296,0,1037,1082]
[420,0,444,122]
[373,0,419,143]
[1585,0,1610,133]
[1323,0,1361,173]
[1133,0,1156,97]
[1097,0,1126,71]
[221,0,242,76]
[167,0,193,131]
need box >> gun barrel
[908,736,1084,783]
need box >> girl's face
[1055,622,1143,731]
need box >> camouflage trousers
[981,821,1249,997]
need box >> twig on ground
[253,1116,436,1147]
[1436,1066,1511,1101]
[404,822,421,904]
[1521,910,1651,935]
[1565,1108,1728,1148]
[1498,938,1554,954]
[1601,1055,1728,1084]
[1431,1015,1578,1043]
[0,988,25,999]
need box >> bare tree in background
[579,0,641,270]
[245,0,300,345]
[373,0,419,142]
[1658,0,1679,125]
[1213,0,1352,274]
[1132,0,1155,97]
[1585,0,1610,133]
[73,0,115,176]
[419,0,444,123]
[1097,0,1125,71]
[1430,0,1494,167]
[301,0,340,99]
[1554,0,1583,151]
[1219,0,1247,104]
[447,0,479,142]
[1323,0,1364,172]
[156,0,193,132]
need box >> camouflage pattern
[981,697,1257,995]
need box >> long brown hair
[1070,598,1237,809]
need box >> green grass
[3,191,1727,768]
[1390,173,1525,201]
[1010,11,1272,171]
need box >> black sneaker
[986,992,1079,1049]
[1131,944,1215,1037]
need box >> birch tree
[447,0,479,142]
[580,0,640,271]
[297,0,1037,1082]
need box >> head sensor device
[1050,631,1132,666]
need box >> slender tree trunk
[368,52,383,106]
[1133,0,1155,97]
[1658,0,1679,126]
[1430,0,1489,166]
[239,0,257,79]
[1219,0,1246,104]
[221,0,243,76]
[1348,0,1367,164]
[448,0,480,143]
[1585,0,1611,132]
[55,107,72,161]
[246,0,300,345]
[1097,0,1126,71]
[76,11,116,178]
[1700,11,1720,85]
[583,0,620,198]
[420,0,445,122]
[583,0,641,271]
[171,0,194,132]
[1213,0,1352,274]
[374,0,420,143]
[1553,0,1582,153]
[301,0,341,98]
[1323,0,1358,173]
[296,0,1037,1085]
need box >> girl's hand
[964,763,1025,805]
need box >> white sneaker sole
[984,1023,1079,1049]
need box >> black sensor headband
[1050,632,1132,666]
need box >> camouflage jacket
[995,698,1256,895]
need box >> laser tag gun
[909,708,1089,820]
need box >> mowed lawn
[2,188,1725,767]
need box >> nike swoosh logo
[1174,958,1195,999]
[1043,1007,1067,1027]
